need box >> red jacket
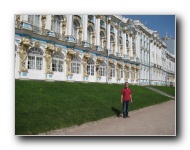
[122,87,132,101]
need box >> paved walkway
[40,100,176,136]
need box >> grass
[15,80,171,135]
[151,86,175,96]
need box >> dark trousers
[123,101,130,117]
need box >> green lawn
[15,80,171,135]
[151,86,175,96]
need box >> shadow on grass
[111,106,122,117]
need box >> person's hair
[125,82,128,85]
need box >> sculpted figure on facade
[96,57,104,78]
[62,21,66,41]
[66,54,72,76]
[15,15,20,28]
[82,53,91,78]
[41,15,46,35]
[108,60,114,79]
[45,43,55,74]
[18,37,31,72]
[116,62,122,80]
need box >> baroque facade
[15,15,175,86]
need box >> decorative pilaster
[83,15,88,42]
[115,27,118,54]
[78,27,83,45]
[18,37,31,73]
[66,49,76,77]
[45,43,55,74]
[15,15,20,28]
[123,29,127,55]
[51,15,54,31]
[96,56,104,79]
[62,20,67,41]
[108,59,114,79]
[41,15,46,36]
[82,53,91,78]
[107,20,110,50]
[116,61,122,81]
[65,15,74,42]
[95,15,100,46]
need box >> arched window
[100,31,105,48]
[28,15,40,27]
[126,67,130,78]
[87,59,95,76]
[52,52,64,72]
[110,25,114,33]
[88,15,94,22]
[110,64,115,77]
[126,34,128,41]
[110,35,114,50]
[73,20,80,41]
[99,61,106,76]
[28,47,43,70]
[87,26,93,44]
[119,66,123,78]
[52,16,61,33]
[71,55,81,74]
[100,20,104,28]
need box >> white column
[95,16,100,46]
[115,28,118,53]
[137,33,140,58]
[123,31,126,55]
[83,15,88,41]
[67,15,73,36]
[107,22,110,49]
[130,35,133,57]
[46,15,51,31]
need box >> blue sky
[123,15,175,39]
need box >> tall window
[100,20,104,28]
[88,15,94,22]
[99,62,106,76]
[120,67,123,78]
[52,52,64,72]
[100,31,105,48]
[28,15,40,27]
[126,34,128,41]
[71,55,81,74]
[87,26,93,44]
[126,67,130,78]
[87,59,94,76]
[73,20,80,41]
[110,25,114,33]
[110,64,115,77]
[52,16,61,33]
[28,47,43,70]
[110,35,114,50]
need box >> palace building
[14,15,175,86]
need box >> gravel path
[39,100,175,136]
